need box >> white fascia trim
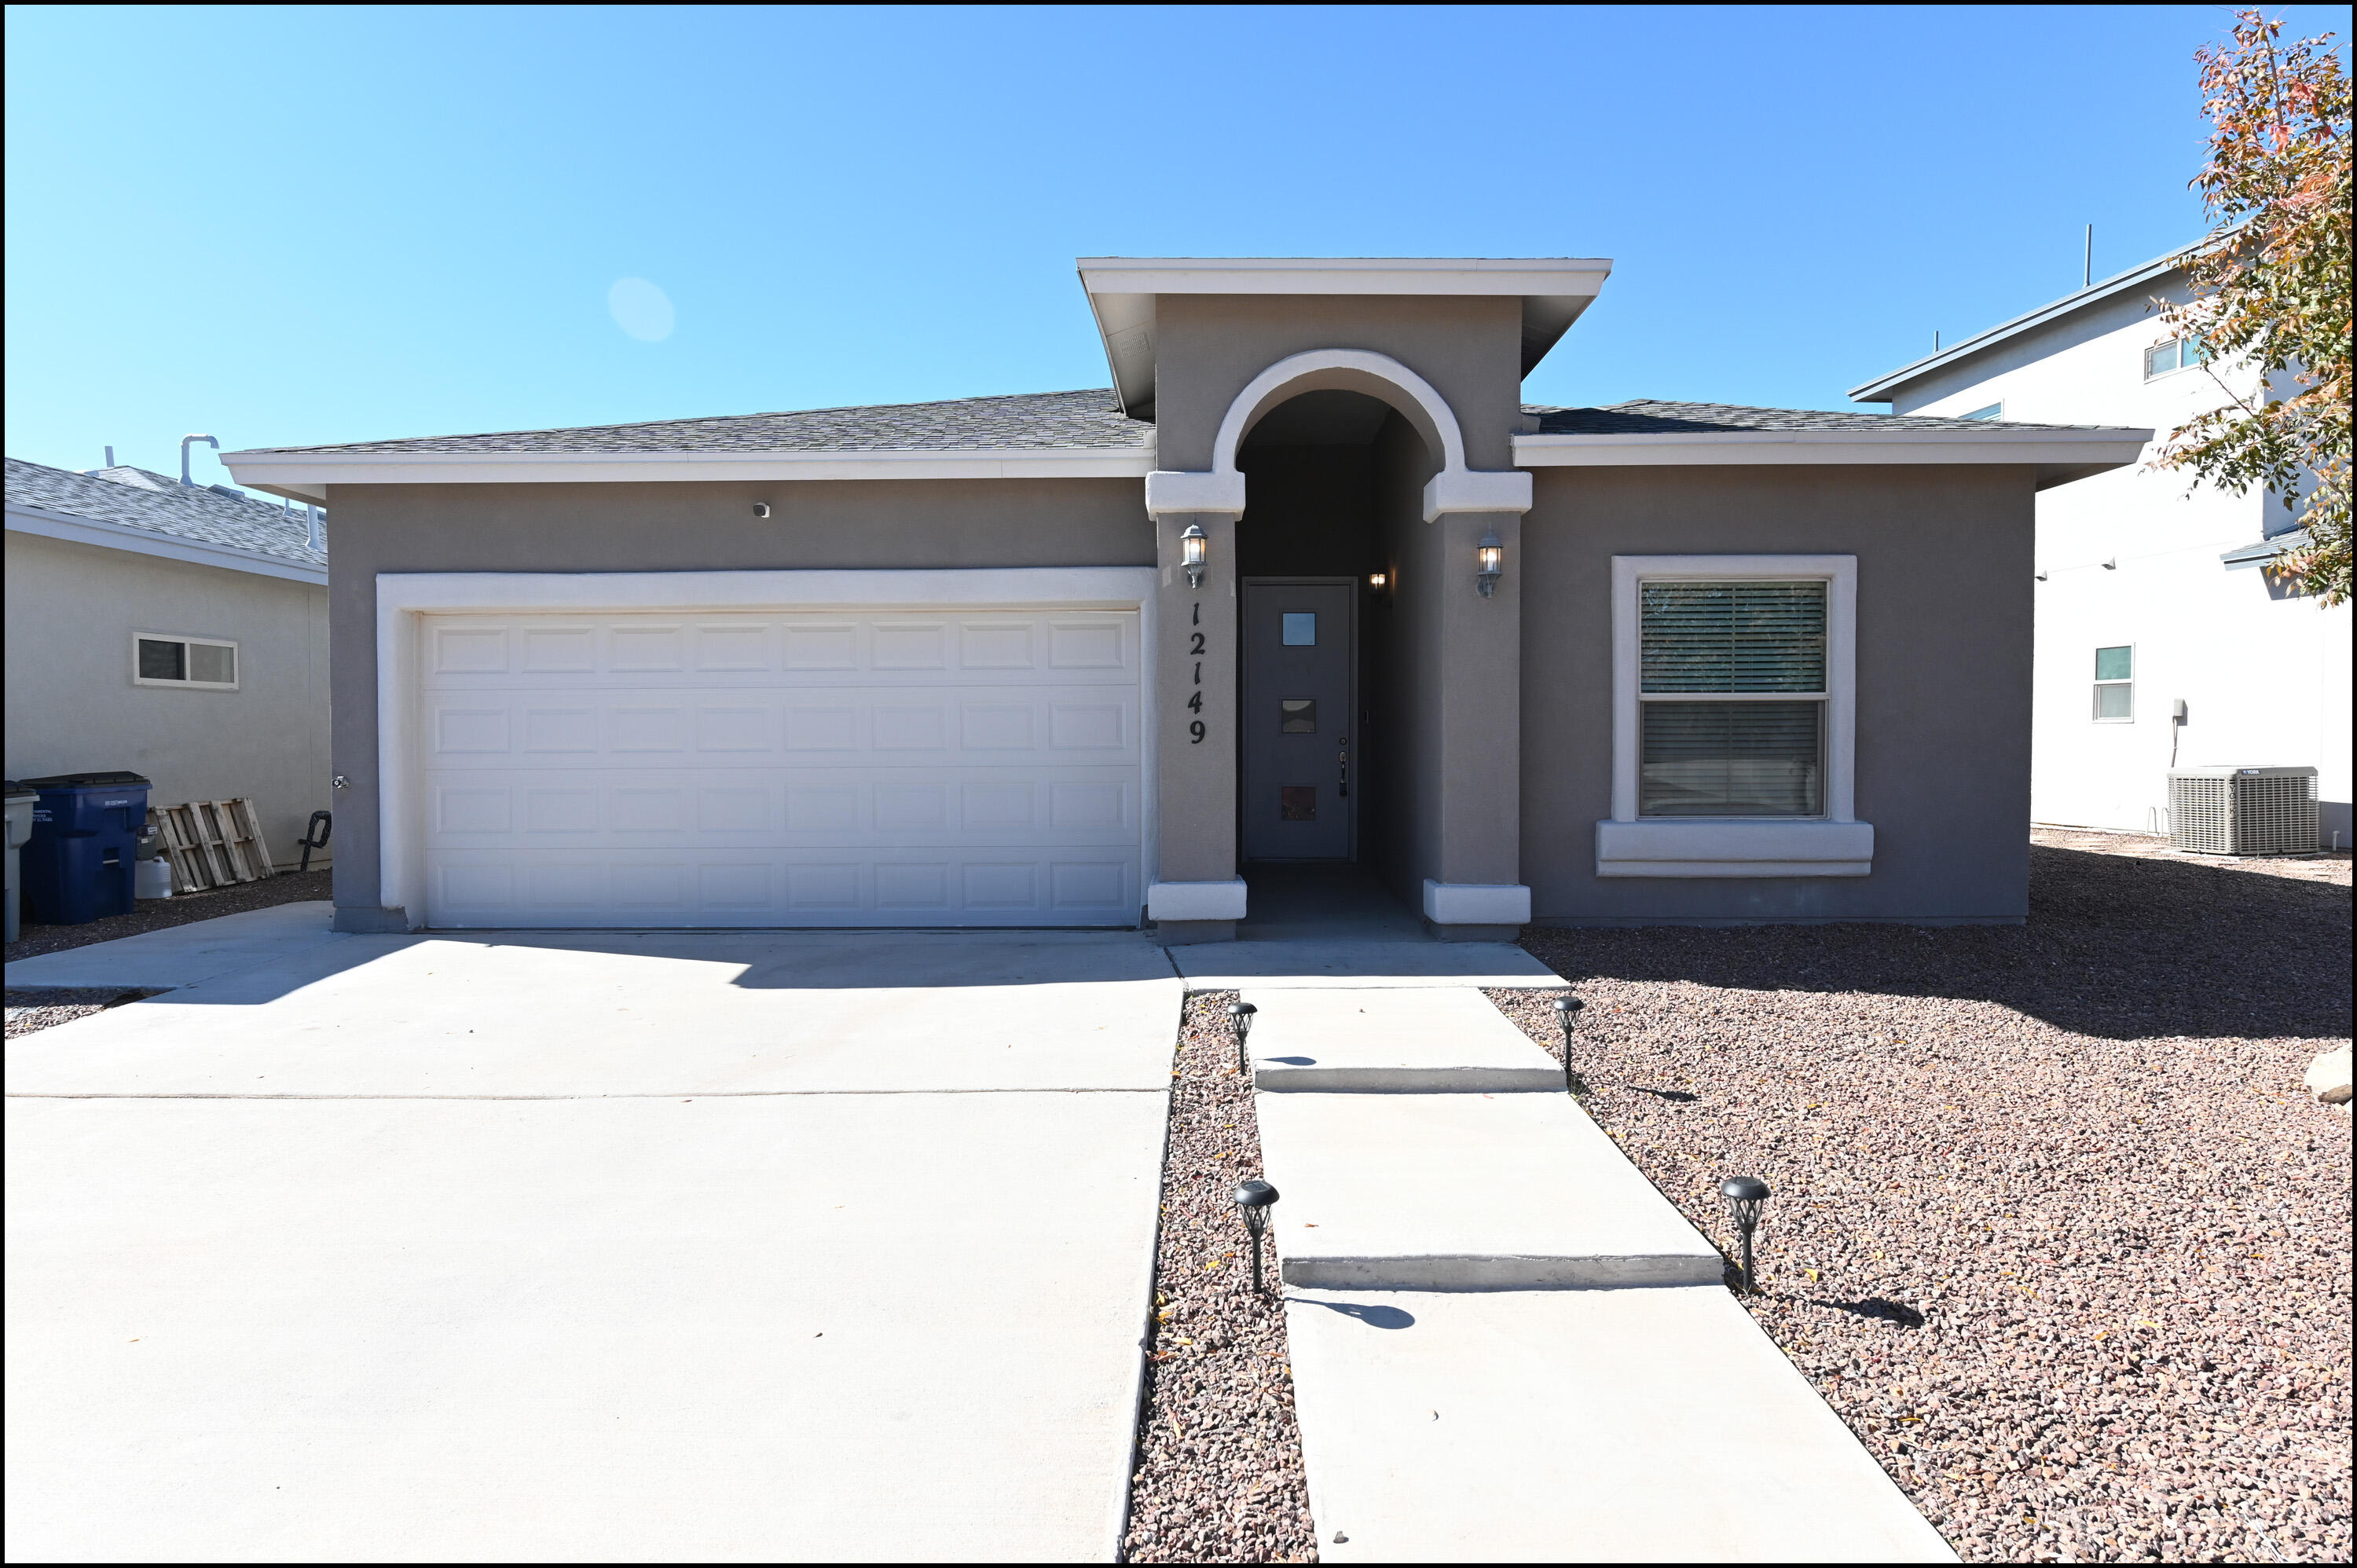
[222,446,1155,496]
[373,566,1160,929]
[1596,820,1875,878]
[1420,881,1533,925]
[1610,551,1861,837]
[1512,430,2150,469]
[1078,257,1612,297]
[1147,879,1248,921]
[6,502,327,585]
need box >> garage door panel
[420,614,1138,688]
[419,608,1142,929]
[421,688,1138,766]
[424,770,1137,848]
[425,849,1138,929]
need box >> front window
[1637,581,1827,816]
[2093,645,2132,720]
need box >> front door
[1241,581,1354,860]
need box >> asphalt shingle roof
[5,459,327,569]
[258,388,1148,456]
[1521,399,2124,435]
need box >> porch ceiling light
[1476,531,1504,597]
[1180,523,1208,589]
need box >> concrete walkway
[1243,984,1957,1563]
[6,911,1182,1563]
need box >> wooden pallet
[148,799,277,892]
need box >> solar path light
[1234,1178,1279,1294]
[1719,1175,1771,1294]
[1551,993,1585,1091]
[1228,1000,1257,1076]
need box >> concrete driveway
[6,908,1183,1562]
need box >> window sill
[1595,819,1874,878]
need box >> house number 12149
[1187,601,1205,742]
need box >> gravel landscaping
[1124,991,1317,1565]
[3,987,161,1039]
[4,869,330,962]
[1491,836,2352,1563]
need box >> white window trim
[373,567,1160,928]
[132,631,240,691]
[2092,643,2135,723]
[1598,554,1870,878]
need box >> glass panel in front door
[1243,583,1353,860]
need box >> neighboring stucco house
[1850,250,2353,848]
[218,256,2150,939]
[4,459,332,866]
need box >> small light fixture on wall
[1368,571,1387,591]
[1180,523,1208,589]
[753,502,771,519]
[1475,530,1504,598]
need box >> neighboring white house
[1851,250,2352,848]
[4,457,333,867]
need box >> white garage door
[416,608,1142,928]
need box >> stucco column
[1422,510,1530,937]
[1147,509,1244,940]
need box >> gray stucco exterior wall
[4,529,332,866]
[1149,294,1523,472]
[1519,464,2038,922]
[321,476,1152,921]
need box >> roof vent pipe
[104,445,116,467]
[180,434,219,487]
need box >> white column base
[1420,880,1532,925]
[1147,879,1248,921]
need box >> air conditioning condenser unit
[2167,767,2319,856]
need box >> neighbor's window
[134,634,238,690]
[2093,645,2132,720]
[1638,581,1826,816]
[2143,338,2210,379]
[1962,402,2003,420]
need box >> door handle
[1337,735,1349,799]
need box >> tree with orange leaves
[2158,12,2350,605]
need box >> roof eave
[5,500,327,584]
[219,445,1157,492]
[1847,251,2193,405]
[1512,427,2151,489]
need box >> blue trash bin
[20,771,151,925]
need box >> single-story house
[5,456,332,867]
[218,257,2150,939]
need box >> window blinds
[1640,581,1826,693]
[1638,579,1828,817]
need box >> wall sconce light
[1367,571,1388,592]
[753,502,771,519]
[1180,523,1208,589]
[1475,530,1504,598]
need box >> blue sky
[5,5,2346,486]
